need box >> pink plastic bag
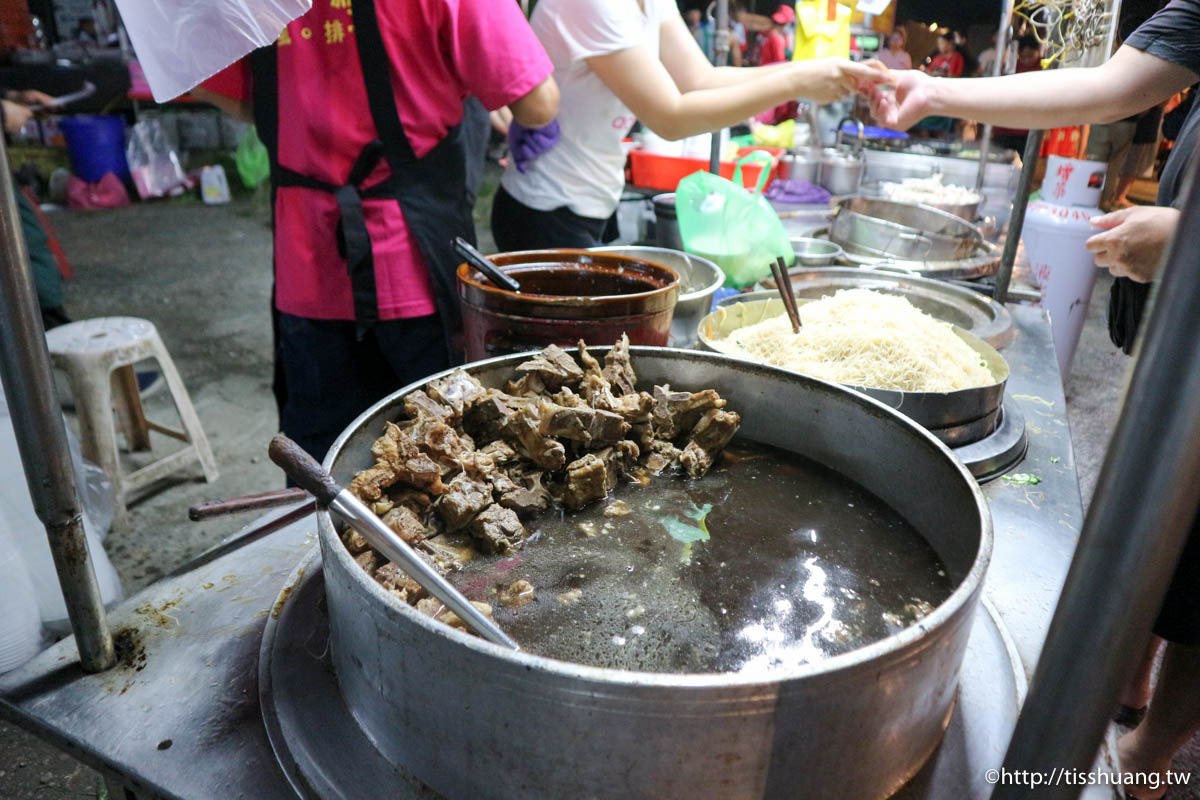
[66,173,131,210]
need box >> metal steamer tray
[750,267,1015,349]
[814,197,1001,281]
[699,298,1010,448]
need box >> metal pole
[991,127,1043,304]
[709,0,730,175]
[0,136,116,672]
[975,0,1016,191]
[993,153,1200,800]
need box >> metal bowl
[317,347,992,800]
[831,196,982,262]
[698,298,1009,444]
[590,246,724,348]
[788,237,844,267]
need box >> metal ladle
[268,434,520,650]
[453,237,521,293]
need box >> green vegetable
[662,503,714,563]
[1002,473,1042,486]
[1050,456,1061,464]
[662,503,713,544]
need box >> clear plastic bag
[126,119,189,199]
[676,151,794,289]
[113,0,312,101]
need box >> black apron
[249,0,475,354]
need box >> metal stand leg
[994,147,1200,799]
[991,129,1045,306]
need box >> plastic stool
[46,317,218,528]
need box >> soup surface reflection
[448,440,953,674]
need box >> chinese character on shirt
[325,19,345,44]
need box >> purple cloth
[507,119,561,174]
[764,179,831,205]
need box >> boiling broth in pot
[448,439,953,674]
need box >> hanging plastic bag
[234,126,270,189]
[675,151,794,289]
[127,118,189,199]
[112,0,311,102]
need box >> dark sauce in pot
[504,264,663,297]
[447,440,954,675]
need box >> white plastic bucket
[1023,200,1102,375]
[1043,155,1107,208]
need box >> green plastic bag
[675,151,794,289]
[234,126,270,189]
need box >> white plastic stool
[46,317,218,528]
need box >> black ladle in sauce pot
[454,237,522,293]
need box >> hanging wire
[1012,0,1114,67]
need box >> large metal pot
[698,299,1009,445]
[589,245,724,348]
[456,250,679,360]
[819,149,866,195]
[317,348,992,800]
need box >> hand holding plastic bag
[113,0,311,102]
[675,151,794,289]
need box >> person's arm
[507,75,559,129]
[657,14,867,91]
[872,45,1198,131]
[590,44,884,141]
[189,86,253,123]
[1085,206,1181,282]
[4,89,54,106]
[1,99,32,133]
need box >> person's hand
[867,69,937,130]
[794,58,895,105]
[11,89,55,107]
[1,99,33,134]
[508,119,561,174]
[489,107,513,136]
[1085,206,1181,282]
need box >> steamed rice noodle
[713,289,994,392]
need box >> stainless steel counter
[0,305,1088,800]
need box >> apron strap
[347,0,418,174]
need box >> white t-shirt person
[501,0,678,221]
[491,0,887,250]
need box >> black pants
[491,185,618,251]
[276,312,450,462]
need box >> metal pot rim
[318,347,992,690]
[456,249,680,311]
[588,245,726,305]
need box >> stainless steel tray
[752,267,1014,348]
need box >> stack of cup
[1022,155,1107,375]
